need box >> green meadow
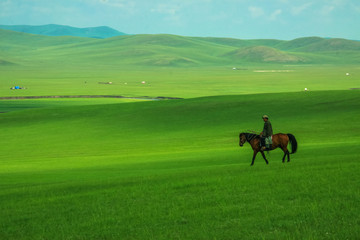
[0,29,360,239]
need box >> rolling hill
[0,24,126,39]
[1,28,360,67]
[276,36,360,52]
[224,46,305,63]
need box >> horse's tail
[287,134,298,154]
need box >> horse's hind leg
[282,147,288,163]
[287,150,290,162]
[260,151,269,164]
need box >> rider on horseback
[260,115,273,151]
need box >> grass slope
[0,90,359,239]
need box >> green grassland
[1,90,359,239]
[2,64,359,98]
[1,30,360,239]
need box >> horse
[239,132,297,166]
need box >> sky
[1,0,359,40]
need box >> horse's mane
[243,132,260,142]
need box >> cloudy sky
[1,0,359,40]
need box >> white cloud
[98,0,133,9]
[151,4,179,15]
[320,5,335,15]
[248,6,264,18]
[269,9,282,20]
[353,4,360,13]
[291,2,313,15]
[248,6,282,21]
[330,0,346,6]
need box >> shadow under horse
[239,132,298,166]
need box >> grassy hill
[0,24,126,38]
[224,46,305,63]
[190,37,285,48]
[1,29,360,68]
[278,37,360,52]
[0,90,359,239]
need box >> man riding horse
[260,115,272,151]
[239,115,297,165]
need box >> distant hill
[224,46,305,63]
[276,37,360,52]
[1,29,360,67]
[0,24,126,38]
[193,37,285,49]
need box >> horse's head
[239,133,247,147]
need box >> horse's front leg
[260,151,269,164]
[282,152,286,163]
[251,150,258,166]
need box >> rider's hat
[262,115,269,119]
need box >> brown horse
[239,132,297,166]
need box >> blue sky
[1,0,359,40]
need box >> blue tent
[15,86,20,89]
